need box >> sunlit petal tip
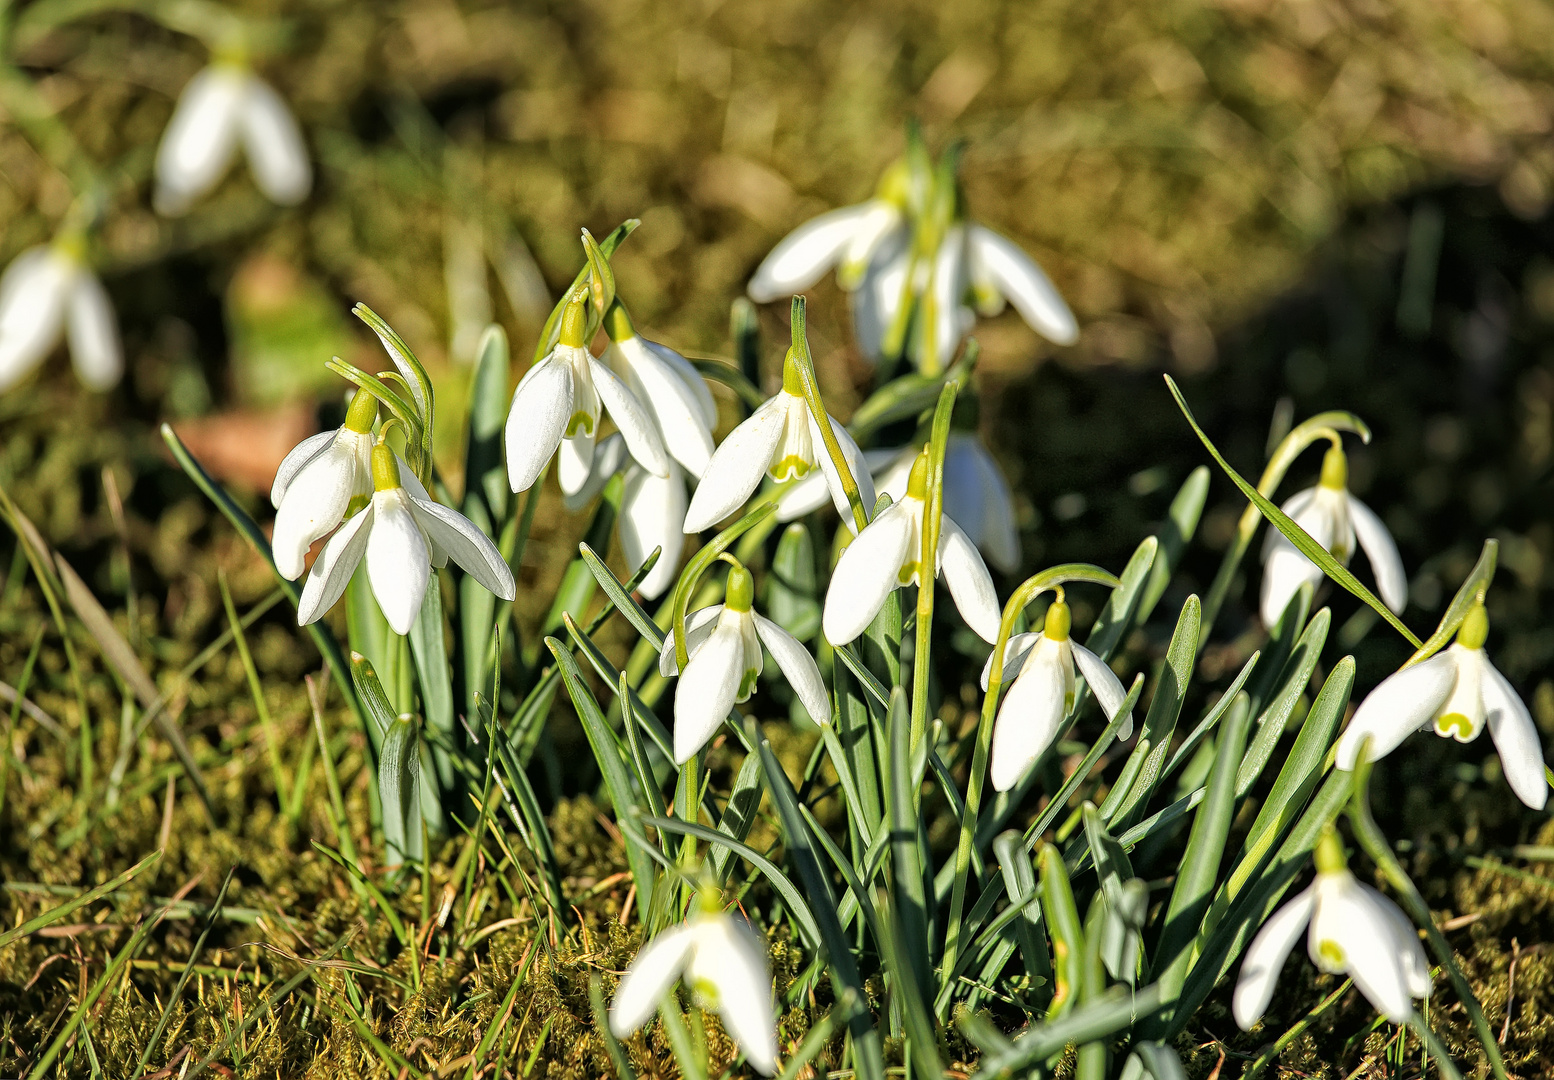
[619,463,687,600]
[1321,881,1415,1023]
[1232,888,1315,1030]
[821,502,914,646]
[366,490,432,635]
[967,225,1079,346]
[754,614,830,725]
[1072,642,1134,739]
[1346,495,1408,615]
[295,506,373,626]
[505,359,573,493]
[271,429,337,508]
[674,624,745,762]
[65,272,123,390]
[0,247,72,392]
[1482,660,1548,810]
[1334,651,1457,771]
[691,916,779,1075]
[747,205,869,302]
[238,76,312,205]
[609,924,697,1038]
[937,516,1001,643]
[684,398,786,533]
[988,647,1067,792]
[153,65,246,216]
[409,496,516,601]
[1259,543,1323,628]
[807,415,877,523]
[590,357,669,478]
[271,441,361,579]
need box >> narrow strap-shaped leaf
[885,688,933,1007]
[973,983,1165,1078]
[1404,538,1497,667]
[875,886,947,1080]
[1137,467,1208,623]
[1236,608,1330,797]
[1160,652,1258,784]
[1109,595,1200,831]
[480,698,568,917]
[580,542,665,646]
[711,752,763,882]
[993,831,1053,999]
[409,571,456,804]
[1038,843,1085,1021]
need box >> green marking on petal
[897,561,919,586]
[1434,712,1476,740]
[738,668,759,699]
[1317,939,1346,969]
[770,455,812,482]
[565,412,594,438]
[691,974,719,1006]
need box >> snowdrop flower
[746,163,909,302]
[609,885,779,1075]
[778,428,1021,574]
[964,224,1079,348]
[1234,827,1430,1029]
[298,442,514,635]
[270,389,383,579]
[154,60,311,215]
[983,592,1134,792]
[564,434,688,600]
[1260,442,1406,627]
[821,447,1000,646]
[1335,603,1547,809]
[683,351,873,533]
[602,302,716,478]
[0,237,121,393]
[506,295,669,495]
[659,560,829,763]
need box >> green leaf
[767,522,821,642]
[1160,653,1259,785]
[1404,538,1497,667]
[408,571,455,815]
[534,219,639,363]
[993,831,1053,999]
[690,356,765,411]
[461,323,512,717]
[1037,843,1085,1020]
[1109,595,1201,831]
[1138,467,1208,623]
[971,982,1167,1077]
[1236,608,1330,797]
[1166,376,1420,648]
[886,688,933,1006]
[378,712,423,871]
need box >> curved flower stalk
[154,60,311,215]
[658,559,829,762]
[505,295,669,495]
[563,433,688,600]
[1261,440,1406,627]
[298,442,514,635]
[683,348,873,533]
[981,590,1134,792]
[602,301,717,478]
[778,428,1020,574]
[1336,602,1547,809]
[609,884,779,1075]
[1235,827,1430,1029]
[821,446,999,646]
[0,236,121,393]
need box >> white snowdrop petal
[616,339,715,477]
[1346,495,1408,615]
[1483,659,1548,810]
[296,505,373,626]
[238,76,312,205]
[620,462,687,600]
[271,439,364,579]
[366,491,432,635]
[1320,883,1415,1023]
[609,923,697,1038]
[1232,888,1315,1030]
[806,413,877,526]
[926,227,969,369]
[1258,488,1319,561]
[409,496,516,601]
[850,229,910,363]
[1335,652,1458,771]
[674,623,745,763]
[271,429,338,508]
[65,271,122,390]
[658,605,726,678]
[644,339,718,427]
[153,66,245,215]
[1365,883,1432,1000]
[684,397,786,533]
[956,436,1021,574]
[937,515,1002,643]
[561,432,628,513]
[773,469,832,522]
[557,430,596,497]
[989,644,1068,792]
[1259,542,1324,628]
[590,356,669,478]
[1073,642,1134,741]
[821,501,915,646]
[754,613,830,726]
[981,632,1042,691]
[0,247,71,391]
[748,205,869,302]
[691,918,779,1075]
[966,225,1078,346]
[505,358,573,493]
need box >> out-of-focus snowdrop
[683,350,873,533]
[602,302,716,478]
[982,591,1134,792]
[747,142,1077,374]
[1234,827,1430,1029]
[1335,602,1547,809]
[659,560,829,763]
[778,425,1021,573]
[153,59,311,215]
[297,442,514,635]
[562,433,688,601]
[505,295,668,496]
[609,884,779,1075]
[0,235,121,393]
[1260,441,1406,627]
[821,446,1000,646]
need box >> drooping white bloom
[965,225,1079,348]
[821,447,1000,646]
[982,595,1134,792]
[1335,603,1547,810]
[747,182,906,303]
[778,430,1021,574]
[1261,443,1406,627]
[610,889,779,1075]
[602,303,716,479]
[1234,829,1430,1029]
[682,352,873,534]
[505,295,669,495]
[154,62,311,215]
[0,240,122,393]
[659,561,829,763]
[298,443,515,635]
[564,434,688,600]
[270,389,386,579]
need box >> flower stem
[786,296,870,534]
[909,368,966,751]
